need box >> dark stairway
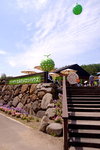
[67,87,100,150]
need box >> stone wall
[0,83,60,118]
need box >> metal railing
[62,76,69,150]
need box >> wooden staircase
[67,87,100,150]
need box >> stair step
[68,124,100,130]
[68,104,100,108]
[70,137,100,144]
[66,87,100,149]
[68,95,100,97]
[69,129,100,134]
[68,108,100,112]
[68,97,100,100]
[69,120,100,125]
[69,132,100,139]
[69,116,100,120]
[69,141,100,148]
[67,92,100,95]
[69,147,100,150]
[69,107,100,110]
[68,101,100,104]
[69,112,100,116]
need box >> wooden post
[63,118,69,150]
[44,71,48,83]
[62,76,69,150]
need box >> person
[98,75,100,86]
[84,80,88,87]
[89,75,94,86]
[47,74,54,83]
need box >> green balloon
[40,56,55,72]
[73,4,83,15]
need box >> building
[54,64,90,80]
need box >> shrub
[54,116,63,124]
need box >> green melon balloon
[40,55,55,72]
[73,4,83,15]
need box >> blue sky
[0,0,100,76]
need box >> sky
[0,0,100,77]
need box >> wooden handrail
[62,76,68,118]
[62,76,69,150]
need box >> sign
[8,75,41,85]
[67,72,79,84]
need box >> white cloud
[9,60,17,67]
[0,50,7,55]
[8,0,100,71]
[26,23,33,31]
[16,0,48,11]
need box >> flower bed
[0,105,34,122]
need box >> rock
[39,115,49,132]
[24,102,34,114]
[0,86,2,91]
[2,85,7,92]
[21,95,29,105]
[37,91,46,99]
[32,101,39,112]
[36,84,42,89]
[7,101,12,107]
[4,90,12,98]
[21,84,29,93]
[41,87,53,93]
[30,84,37,94]
[36,110,45,118]
[30,94,38,102]
[37,83,56,94]
[6,85,14,91]
[17,102,23,109]
[45,108,56,118]
[39,122,49,132]
[41,83,53,88]
[37,87,53,93]
[18,94,23,99]
[41,93,53,109]
[46,123,63,136]
[27,98,31,104]
[0,92,1,96]
[0,100,5,106]
[14,88,20,96]
[47,103,55,108]
[3,95,10,102]
[12,96,20,107]
[41,114,49,122]
[13,85,21,90]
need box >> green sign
[8,75,41,85]
[56,76,63,81]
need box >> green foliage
[81,64,100,75]
[20,114,27,120]
[51,132,57,137]
[26,116,31,122]
[0,73,6,79]
[54,116,63,124]
[35,118,40,122]
[55,100,62,117]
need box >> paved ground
[0,113,63,150]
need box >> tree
[0,73,6,80]
[81,64,100,75]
